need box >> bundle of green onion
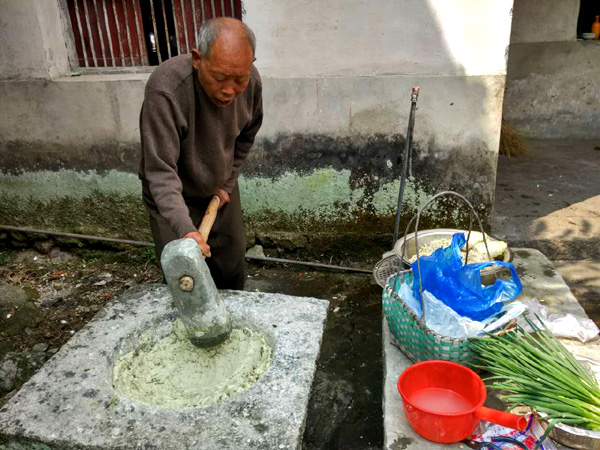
[471,316,600,446]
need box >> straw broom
[500,120,527,157]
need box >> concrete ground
[492,139,600,322]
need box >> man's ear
[191,49,202,69]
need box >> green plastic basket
[383,270,480,367]
[382,191,510,368]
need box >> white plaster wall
[244,0,513,78]
[509,0,579,44]
[0,74,148,145]
[0,0,71,80]
[0,0,48,80]
[504,41,600,139]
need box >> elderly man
[139,17,262,290]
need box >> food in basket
[407,233,507,264]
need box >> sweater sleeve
[140,90,196,238]
[222,83,264,193]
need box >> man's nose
[222,83,235,97]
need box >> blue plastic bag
[411,233,523,321]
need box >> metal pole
[190,0,198,48]
[112,0,126,66]
[74,0,89,67]
[179,0,190,54]
[393,87,420,245]
[91,0,108,66]
[122,0,135,66]
[101,0,115,66]
[150,0,163,62]
[132,0,148,65]
[160,0,172,59]
[81,0,98,66]
[171,0,181,56]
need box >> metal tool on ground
[161,195,232,348]
[392,86,420,245]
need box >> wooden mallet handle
[198,195,221,242]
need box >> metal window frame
[59,0,240,73]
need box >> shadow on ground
[493,140,599,258]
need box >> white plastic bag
[398,283,485,338]
[518,299,599,343]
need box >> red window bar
[66,0,242,68]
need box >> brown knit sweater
[139,54,263,238]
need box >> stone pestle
[161,238,232,347]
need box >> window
[577,0,600,37]
[66,0,242,68]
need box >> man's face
[192,36,255,107]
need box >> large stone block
[0,286,329,449]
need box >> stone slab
[0,285,329,450]
[383,248,600,449]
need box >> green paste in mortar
[112,320,273,409]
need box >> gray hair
[197,19,256,58]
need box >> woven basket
[381,191,513,368]
[383,270,481,367]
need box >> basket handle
[400,191,495,323]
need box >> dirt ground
[0,246,382,450]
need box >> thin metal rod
[132,0,148,65]
[101,0,115,66]
[112,0,126,66]
[160,0,172,59]
[122,0,135,66]
[74,0,89,67]
[210,0,216,18]
[393,87,419,245]
[200,0,206,24]
[190,0,198,48]
[220,0,225,16]
[150,0,163,62]
[92,0,107,66]
[81,0,98,66]
[171,0,181,56]
[245,255,372,274]
[0,225,153,248]
[229,0,234,16]
[0,225,372,274]
[179,0,190,54]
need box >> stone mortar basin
[0,285,328,450]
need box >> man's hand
[214,189,230,210]
[183,231,211,258]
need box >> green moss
[0,169,490,248]
[0,252,10,266]
[0,191,151,241]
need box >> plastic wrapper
[518,298,599,343]
[398,282,525,339]
[472,417,557,450]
